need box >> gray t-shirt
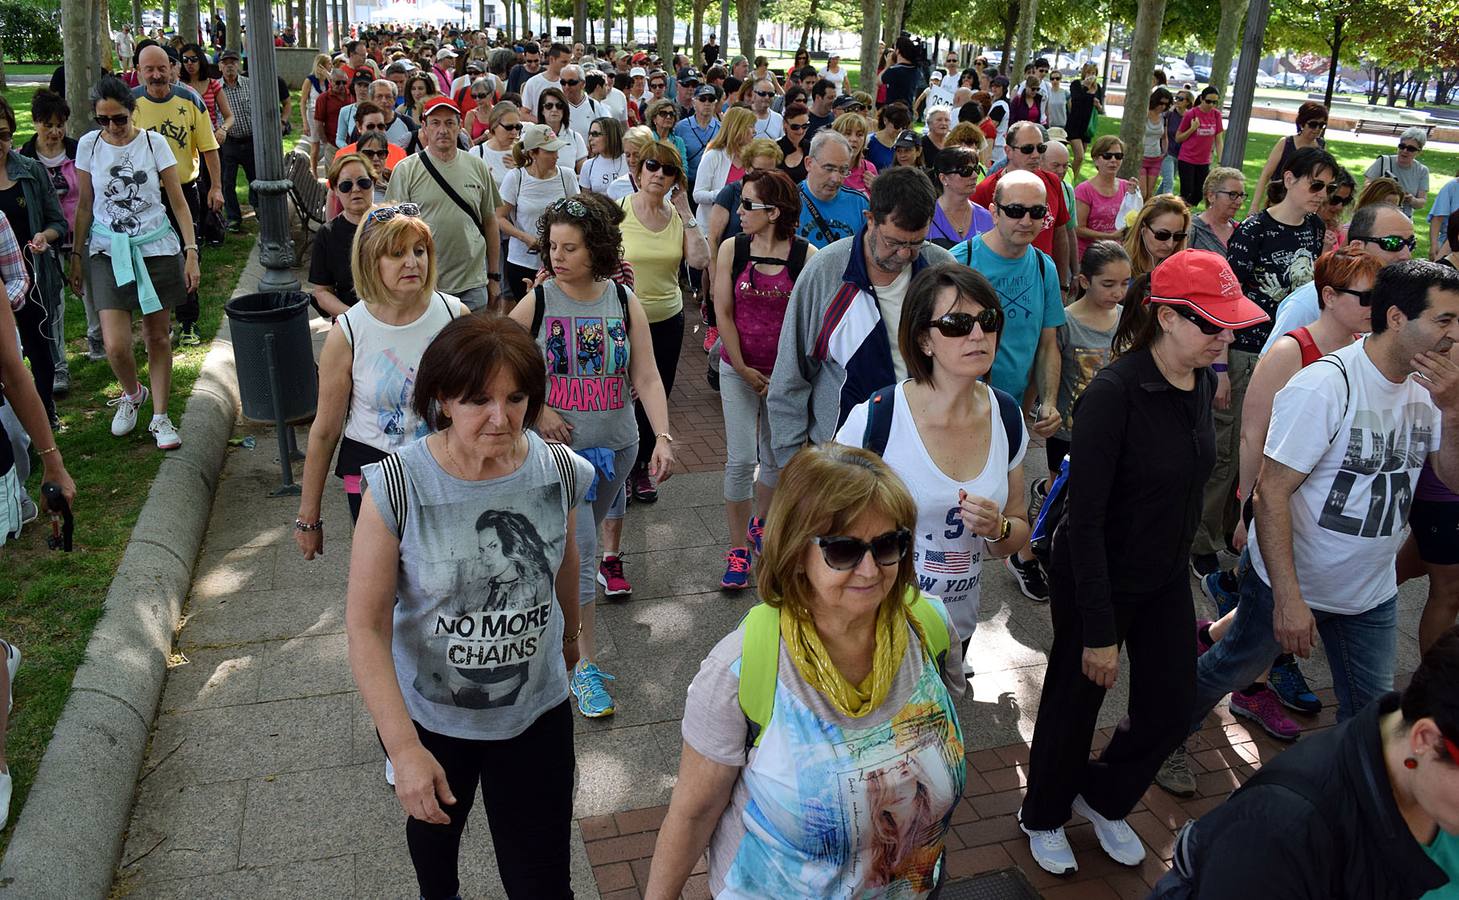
[1364,154,1430,218]
[534,278,639,452]
[1054,306,1120,442]
[363,433,594,741]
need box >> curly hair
[537,194,626,281]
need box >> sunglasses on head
[337,175,375,193]
[1399,142,1421,153]
[642,158,680,178]
[1010,142,1047,155]
[1144,225,1188,242]
[363,201,421,229]
[996,202,1048,220]
[928,308,1003,337]
[560,78,582,86]
[813,528,911,571]
[1351,233,1417,252]
[1167,304,1224,335]
[551,197,589,217]
[1099,152,1124,161]
[94,114,130,127]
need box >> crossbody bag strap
[800,184,836,239]
[417,151,484,233]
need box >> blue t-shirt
[798,184,868,248]
[674,116,721,181]
[865,134,895,170]
[952,236,1064,399]
[1423,829,1459,899]
[1428,178,1459,227]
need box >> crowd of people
[2,20,1459,900]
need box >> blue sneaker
[721,547,752,590]
[570,661,617,718]
[1267,656,1322,714]
[1199,571,1239,619]
[747,517,765,557]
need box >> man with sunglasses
[521,42,569,124]
[1365,127,1430,219]
[506,41,540,95]
[673,85,721,185]
[970,121,1073,290]
[559,64,603,141]
[768,167,952,469]
[749,78,784,140]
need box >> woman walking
[1175,87,1225,210]
[1140,89,1173,201]
[1251,101,1328,216]
[306,154,376,319]
[692,106,755,228]
[1123,194,1190,280]
[497,124,580,299]
[777,102,810,184]
[1066,63,1104,180]
[1073,135,1133,259]
[578,117,628,195]
[927,146,994,250]
[536,87,587,173]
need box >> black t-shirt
[507,63,537,95]
[702,42,720,66]
[1225,210,1326,353]
[880,63,920,108]
[308,216,360,312]
[0,184,35,248]
[777,134,806,183]
[806,110,835,145]
[921,135,943,172]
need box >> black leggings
[407,701,576,899]
[15,298,56,421]
[1178,159,1209,210]
[165,178,204,326]
[633,311,684,471]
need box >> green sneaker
[570,660,617,718]
[1155,742,1196,797]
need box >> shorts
[1411,498,1459,566]
[86,252,185,313]
[1141,155,1163,177]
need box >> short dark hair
[900,263,1002,384]
[1370,259,1459,335]
[1149,87,1173,110]
[30,89,69,127]
[522,40,540,54]
[412,315,547,431]
[1348,201,1399,241]
[811,78,837,100]
[783,101,809,121]
[1296,100,1328,128]
[538,192,626,281]
[585,71,605,92]
[90,75,137,113]
[345,39,362,54]
[741,169,800,241]
[878,101,912,130]
[868,166,937,232]
[958,101,984,124]
[1282,145,1338,184]
[355,100,384,122]
[1401,625,1459,750]
[548,42,570,59]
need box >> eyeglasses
[754,90,774,98]
[941,165,981,178]
[1399,143,1422,153]
[739,197,775,212]
[1214,189,1246,201]
[1144,225,1188,242]
[1099,152,1124,161]
[498,122,523,131]
[1350,233,1417,253]
[363,202,421,228]
[642,158,681,178]
[1010,142,1047,155]
[94,114,130,127]
[560,78,582,86]
[1304,120,1328,130]
[817,162,852,176]
[337,176,375,193]
[1168,304,1224,335]
[1333,286,1374,306]
[927,308,1003,337]
[875,227,928,253]
[996,202,1048,220]
[813,528,911,571]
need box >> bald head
[1040,140,1069,180]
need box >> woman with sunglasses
[308,153,377,320]
[461,77,498,144]
[643,99,688,175]
[1364,126,1430,219]
[1319,167,1356,251]
[1189,166,1247,256]
[536,87,587,173]
[710,170,810,588]
[1151,626,1459,899]
[469,101,522,184]
[927,146,993,250]
[1139,89,1173,201]
[179,44,232,152]
[776,101,811,183]
[579,116,628,195]
[1251,101,1328,216]
[352,132,395,199]
[1157,91,1192,197]
[837,262,1030,665]
[1175,87,1225,210]
[645,442,968,900]
[1019,249,1267,876]
[1075,135,1134,259]
[69,76,198,451]
[1123,194,1190,280]
[498,124,580,300]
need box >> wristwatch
[683,217,699,229]
[655,432,674,442]
[487,272,502,281]
[989,514,1012,543]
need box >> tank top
[534,279,638,451]
[1287,326,1322,368]
[720,256,794,373]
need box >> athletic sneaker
[597,554,632,598]
[18,497,37,527]
[1195,619,1214,657]
[52,367,71,398]
[1018,814,1077,875]
[1027,477,1048,525]
[149,415,182,450]
[702,324,720,353]
[1199,570,1239,619]
[1190,552,1222,578]
[1230,687,1301,741]
[721,548,752,590]
[384,758,395,787]
[178,322,202,347]
[746,516,765,557]
[1155,743,1196,797]
[1072,794,1146,866]
[0,766,10,830]
[108,385,149,436]
[630,468,658,503]
[570,660,616,718]
[4,640,20,714]
[1268,656,1322,714]
[87,336,107,361]
[1004,554,1049,602]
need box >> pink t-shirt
[1177,107,1223,164]
[721,258,794,372]
[844,159,877,194]
[1073,177,1129,259]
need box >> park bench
[284,147,328,233]
[1353,118,1433,139]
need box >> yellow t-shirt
[132,85,219,185]
[618,195,684,323]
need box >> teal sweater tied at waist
[92,222,176,314]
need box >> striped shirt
[0,214,30,310]
[221,76,253,138]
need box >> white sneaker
[3,641,18,714]
[149,415,181,450]
[108,386,150,436]
[1019,815,1078,875]
[384,758,395,787]
[1073,794,1147,866]
[0,768,10,830]
[18,497,37,526]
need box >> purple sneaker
[1230,687,1301,742]
[721,548,752,590]
[747,516,765,557]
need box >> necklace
[441,432,465,477]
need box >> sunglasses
[942,165,981,178]
[642,158,680,178]
[1168,304,1224,335]
[996,202,1048,220]
[928,308,1003,337]
[739,197,775,212]
[363,202,421,228]
[1010,142,1047,155]
[1304,179,1331,193]
[1099,152,1124,161]
[1327,192,1354,207]
[94,114,130,127]
[1351,233,1417,253]
[561,78,582,86]
[0,131,11,142]
[588,130,603,137]
[813,529,911,571]
[542,102,565,110]
[1333,286,1374,307]
[551,197,589,217]
[1399,143,1421,153]
[182,56,202,63]
[362,149,389,159]
[498,122,524,131]
[754,90,774,98]
[1201,97,1217,105]
[1144,225,1188,242]
[649,82,666,89]
[1304,120,1328,130]
[472,92,489,99]
[337,176,375,193]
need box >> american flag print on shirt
[922,549,972,575]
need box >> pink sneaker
[597,554,632,598]
[702,325,720,353]
[1196,620,1214,657]
[1230,687,1301,741]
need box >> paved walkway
[111,296,1432,898]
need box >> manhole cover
[940,867,1043,900]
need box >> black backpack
[728,232,810,285]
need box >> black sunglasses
[1351,233,1417,253]
[362,149,389,158]
[649,82,666,89]
[1399,143,1422,153]
[996,202,1048,220]
[927,308,1003,337]
[739,197,775,212]
[1327,191,1354,207]
[787,121,808,130]
[94,114,130,127]
[336,176,375,193]
[813,529,911,571]
[1010,142,1047,155]
[1334,286,1374,307]
[754,90,774,98]
[542,102,565,110]
[498,122,524,131]
[182,55,202,63]
[561,78,582,86]
[1168,304,1224,335]
[588,130,603,137]
[642,158,680,178]
[1144,225,1188,242]
[1304,120,1328,130]
[1099,152,1124,161]
[941,165,981,178]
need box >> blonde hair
[707,106,756,157]
[1123,193,1191,279]
[622,124,655,155]
[312,53,332,79]
[741,137,784,167]
[832,112,869,163]
[328,152,377,187]
[1089,134,1122,159]
[351,206,439,308]
[756,444,920,621]
[1356,176,1404,211]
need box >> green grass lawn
[0,83,260,853]
[0,64,59,78]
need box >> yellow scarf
[779,593,930,718]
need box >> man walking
[560,64,604,141]
[217,49,256,233]
[797,131,869,249]
[749,78,784,139]
[970,121,1072,290]
[367,80,416,149]
[521,43,569,121]
[673,86,720,186]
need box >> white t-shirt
[819,66,847,89]
[76,129,180,258]
[546,127,588,172]
[521,72,562,119]
[874,267,914,381]
[606,173,636,200]
[469,143,514,190]
[579,154,629,194]
[753,109,784,140]
[836,381,1028,637]
[990,99,1011,157]
[1249,339,1443,615]
[500,165,580,268]
[603,87,630,123]
[565,95,604,141]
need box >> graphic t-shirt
[1054,306,1120,442]
[76,129,180,258]
[1249,339,1442,615]
[132,84,218,185]
[837,382,1028,637]
[1177,106,1223,165]
[951,237,1064,400]
[578,153,629,194]
[798,184,869,249]
[1226,210,1325,353]
[682,604,967,899]
[1073,178,1128,258]
[364,433,594,740]
[534,278,638,451]
[500,165,579,268]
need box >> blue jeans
[1158,154,1177,196]
[1191,558,1397,728]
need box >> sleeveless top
[721,256,794,373]
[1287,326,1322,368]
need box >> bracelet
[294,517,324,532]
[184,246,199,253]
[1211,363,1229,373]
[563,623,582,644]
[655,432,674,443]
[37,446,59,456]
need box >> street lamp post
[244,7,301,292]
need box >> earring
[1404,757,1418,769]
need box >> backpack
[860,382,1024,467]
[737,589,952,750]
[729,232,810,286]
[528,281,631,337]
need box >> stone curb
[0,246,262,898]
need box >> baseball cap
[832,94,864,111]
[1149,250,1270,330]
[678,66,702,84]
[420,96,462,118]
[218,48,241,61]
[520,123,570,152]
[694,84,717,100]
[629,66,647,78]
[1046,126,1069,144]
[893,129,919,149]
[435,47,457,61]
[465,59,484,72]
[351,69,374,85]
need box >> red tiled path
[580,689,1345,899]
[666,307,729,474]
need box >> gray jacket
[1189,214,1229,257]
[4,150,68,311]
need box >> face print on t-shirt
[1320,403,1433,538]
[101,156,153,235]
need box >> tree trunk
[656,0,673,62]
[858,0,880,98]
[97,0,116,72]
[735,0,756,59]
[521,0,532,38]
[133,0,143,32]
[798,0,819,52]
[1012,0,1038,78]
[178,0,200,42]
[311,0,322,50]
[691,0,707,63]
[1206,0,1247,96]
[62,0,93,140]
[881,0,908,49]
[574,0,587,43]
[1116,0,1168,181]
[625,0,635,42]
[998,1,1017,75]
[163,0,172,29]
[1322,15,1344,107]
[0,50,7,92]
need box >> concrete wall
[273,47,324,87]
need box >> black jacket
[1155,693,1449,899]
[1051,347,1215,646]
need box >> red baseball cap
[1149,249,1270,330]
[420,96,461,118]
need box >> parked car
[1161,57,1195,82]
[1192,64,1212,83]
